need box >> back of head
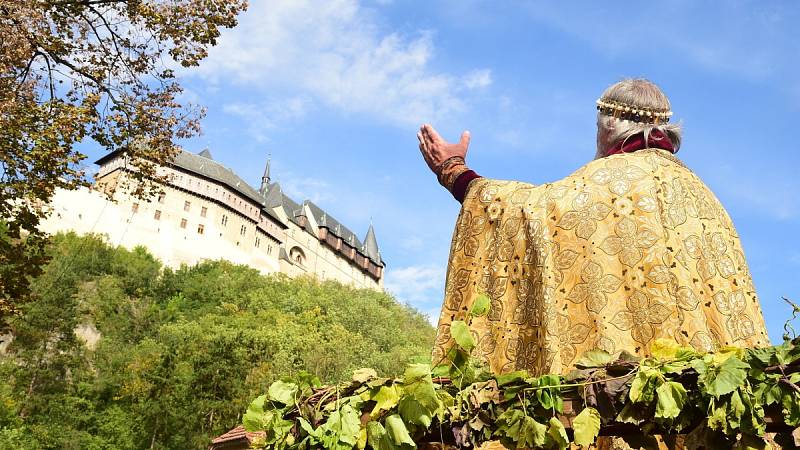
[596,78,682,157]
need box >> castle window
[131,203,139,213]
[180,218,187,229]
[201,206,207,218]
[240,225,247,236]
[267,245,272,255]
[158,192,165,203]
[255,237,261,248]
[154,210,161,220]
[289,246,306,266]
[221,215,228,226]
[197,224,204,235]
[184,201,191,212]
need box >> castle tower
[362,224,381,264]
[259,156,271,196]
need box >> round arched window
[289,246,306,266]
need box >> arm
[417,124,482,203]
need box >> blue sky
[90,1,800,342]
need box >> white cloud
[462,69,492,90]
[222,97,312,142]
[280,175,335,205]
[190,0,491,128]
[384,264,445,318]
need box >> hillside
[0,233,435,449]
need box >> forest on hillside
[0,233,435,449]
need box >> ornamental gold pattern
[433,149,769,376]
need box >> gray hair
[595,78,682,158]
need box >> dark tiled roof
[305,201,363,249]
[96,150,285,225]
[363,224,382,264]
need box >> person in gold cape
[417,79,770,448]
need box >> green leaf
[450,320,475,352]
[574,349,613,369]
[471,294,491,317]
[655,381,687,419]
[629,368,661,404]
[519,416,547,448]
[385,414,417,448]
[546,417,569,450]
[702,357,750,397]
[371,385,401,417]
[268,380,298,405]
[366,421,387,450]
[650,338,683,360]
[353,368,379,384]
[242,395,269,432]
[496,370,528,387]
[573,407,601,447]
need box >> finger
[417,131,424,144]
[423,124,444,144]
[459,130,471,148]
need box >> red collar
[605,129,675,156]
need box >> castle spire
[363,223,381,264]
[259,154,271,196]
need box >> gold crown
[596,98,672,124]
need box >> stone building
[40,149,384,290]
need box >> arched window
[289,246,306,266]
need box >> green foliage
[240,332,800,450]
[0,233,434,449]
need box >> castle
[40,149,385,290]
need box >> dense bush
[0,233,435,449]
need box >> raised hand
[417,124,471,174]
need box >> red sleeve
[451,170,481,203]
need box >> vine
[241,297,800,449]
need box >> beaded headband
[596,98,672,124]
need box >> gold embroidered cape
[433,149,770,376]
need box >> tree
[0,0,248,327]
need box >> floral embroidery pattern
[611,291,672,344]
[557,192,612,239]
[453,210,487,257]
[599,217,659,267]
[590,158,648,195]
[444,268,470,310]
[662,178,697,228]
[567,261,622,313]
[714,290,756,341]
[683,233,736,280]
[551,313,591,366]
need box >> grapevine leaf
[573,407,601,447]
[574,349,613,369]
[728,390,745,429]
[519,416,548,448]
[650,338,682,360]
[702,357,750,397]
[242,395,268,432]
[371,385,401,417]
[366,421,387,450]
[546,417,569,450]
[385,414,416,449]
[451,320,475,352]
[398,396,433,428]
[496,370,527,387]
[655,381,687,419]
[471,294,491,317]
[268,380,298,405]
[629,368,661,404]
[354,368,379,384]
